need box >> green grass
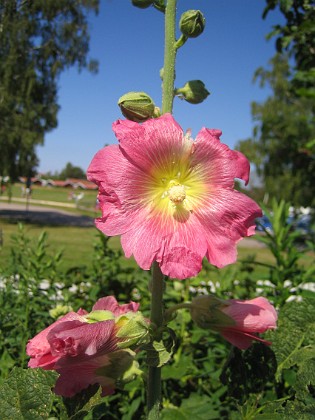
[0,221,99,270]
[0,218,275,275]
[0,216,313,276]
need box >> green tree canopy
[0,0,99,181]
[237,55,315,207]
[58,162,86,180]
[263,0,315,97]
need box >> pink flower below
[26,296,142,397]
[87,114,262,279]
[219,297,278,349]
[191,295,277,350]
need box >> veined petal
[220,330,272,350]
[54,354,114,397]
[48,319,116,357]
[195,188,262,267]
[92,296,139,314]
[26,311,87,368]
[222,297,278,332]
[194,128,250,186]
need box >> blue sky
[36,0,283,174]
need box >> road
[0,201,94,227]
[0,201,266,247]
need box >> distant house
[18,176,97,190]
[65,178,97,190]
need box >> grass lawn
[0,217,313,277]
[0,217,283,275]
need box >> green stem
[147,1,177,418]
[147,262,164,419]
[164,302,192,321]
[161,0,177,114]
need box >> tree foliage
[58,162,86,180]
[263,0,315,97]
[0,0,99,180]
[237,55,315,207]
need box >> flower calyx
[175,80,210,104]
[179,10,206,39]
[118,91,157,122]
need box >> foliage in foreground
[0,200,314,419]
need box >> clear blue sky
[36,0,283,174]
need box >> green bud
[175,80,210,104]
[190,295,235,330]
[132,0,154,9]
[115,312,150,349]
[179,10,205,38]
[85,310,114,323]
[49,305,73,319]
[118,91,156,122]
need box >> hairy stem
[161,0,177,115]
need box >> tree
[263,0,315,97]
[0,0,99,181]
[59,162,86,180]
[237,55,315,207]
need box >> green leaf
[0,368,58,420]
[145,328,176,368]
[161,394,220,420]
[270,299,315,381]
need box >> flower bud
[190,295,235,330]
[118,92,156,122]
[190,295,277,350]
[131,0,153,8]
[115,312,150,349]
[49,305,73,319]
[179,10,205,38]
[175,80,210,104]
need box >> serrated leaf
[270,299,315,381]
[0,367,58,420]
[295,357,315,401]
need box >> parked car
[255,215,273,233]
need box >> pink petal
[120,207,208,279]
[92,296,139,314]
[220,330,272,350]
[54,355,114,398]
[222,297,278,333]
[113,114,184,174]
[195,128,250,186]
[47,320,116,357]
[26,312,86,367]
[195,189,262,267]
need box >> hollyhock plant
[190,295,278,349]
[87,113,262,279]
[26,296,149,397]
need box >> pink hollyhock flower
[191,296,277,349]
[87,114,262,279]
[26,296,147,397]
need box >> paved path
[0,202,95,227]
[0,202,266,247]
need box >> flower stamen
[168,184,186,204]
